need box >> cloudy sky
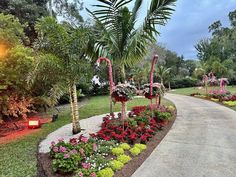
[81,0,236,59]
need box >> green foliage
[170,78,198,89]
[0,13,26,44]
[129,147,141,156]
[109,160,124,171]
[117,155,132,164]
[52,154,82,173]
[97,167,114,177]
[134,144,147,151]
[118,143,131,150]
[111,147,124,156]
[154,111,172,120]
[88,0,176,82]
[223,101,236,107]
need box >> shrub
[134,144,147,151]
[117,155,131,164]
[155,112,172,120]
[129,147,141,156]
[118,143,131,150]
[97,168,114,177]
[52,153,82,173]
[109,160,124,171]
[111,147,124,156]
[223,101,236,107]
[170,78,198,89]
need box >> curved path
[132,93,236,177]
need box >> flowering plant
[111,83,137,102]
[143,83,164,99]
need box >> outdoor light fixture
[0,43,8,58]
[28,118,41,129]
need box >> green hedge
[170,78,198,89]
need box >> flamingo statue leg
[150,55,158,117]
[96,57,114,115]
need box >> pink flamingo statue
[96,57,114,115]
[220,78,228,93]
[202,74,208,94]
[150,55,158,108]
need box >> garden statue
[202,74,208,94]
[96,57,114,115]
[112,83,136,131]
[220,78,229,92]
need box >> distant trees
[195,9,236,84]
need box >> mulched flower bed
[37,105,176,177]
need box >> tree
[88,0,176,83]
[35,17,92,134]
[0,0,49,45]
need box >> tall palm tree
[88,0,176,83]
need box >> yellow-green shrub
[97,168,114,177]
[111,147,124,156]
[134,144,147,151]
[117,155,131,164]
[129,147,141,156]
[119,143,131,150]
[109,160,124,171]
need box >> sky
[81,0,236,60]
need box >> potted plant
[143,83,164,99]
[111,83,137,103]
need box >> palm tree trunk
[69,82,81,134]
[120,64,126,83]
[168,81,171,90]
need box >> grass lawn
[170,86,236,95]
[0,95,174,177]
[169,86,236,111]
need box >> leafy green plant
[109,160,124,171]
[223,101,236,107]
[134,144,147,151]
[97,167,114,177]
[155,112,172,120]
[117,155,131,164]
[52,153,82,173]
[111,147,124,156]
[118,143,131,150]
[129,147,141,156]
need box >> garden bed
[37,118,175,177]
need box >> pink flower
[51,141,56,147]
[82,163,91,169]
[53,147,59,153]
[58,138,64,142]
[81,136,89,143]
[78,172,83,177]
[90,172,96,177]
[69,149,77,154]
[93,143,97,152]
[64,153,70,159]
[59,146,67,152]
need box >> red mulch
[0,118,51,144]
[37,114,176,177]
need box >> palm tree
[156,65,171,87]
[35,17,92,134]
[88,0,176,83]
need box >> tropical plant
[35,17,93,134]
[156,65,171,86]
[88,0,176,83]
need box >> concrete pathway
[132,93,236,177]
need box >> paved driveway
[132,94,236,177]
